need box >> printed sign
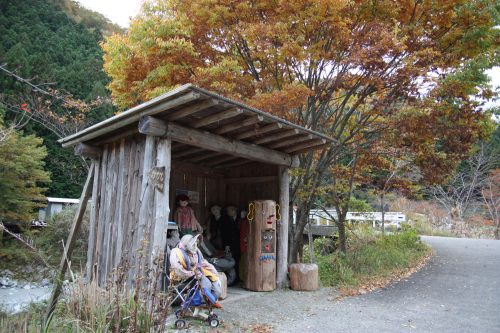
[148,167,165,192]
[175,189,200,204]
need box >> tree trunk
[381,192,385,235]
[336,218,347,253]
[495,223,499,240]
[290,202,311,263]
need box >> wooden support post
[150,137,171,266]
[44,161,95,327]
[131,135,156,284]
[277,166,290,288]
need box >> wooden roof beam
[253,128,300,145]
[167,98,219,121]
[191,108,244,128]
[215,159,254,169]
[187,151,222,163]
[215,115,264,135]
[203,155,238,167]
[138,116,298,167]
[268,134,313,149]
[289,143,332,155]
[74,143,101,159]
[235,122,283,140]
[283,139,328,154]
[173,147,206,159]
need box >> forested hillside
[0,0,119,198]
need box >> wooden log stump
[218,271,227,300]
[289,263,319,291]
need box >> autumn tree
[103,0,499,261]
[0,111,51,222]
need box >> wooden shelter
[58,84,333,289]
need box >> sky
[78,0,142,28]
[78,0,499,108]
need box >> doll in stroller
[169,234,223,329]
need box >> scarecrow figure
[169,234,223,308]
[174,194,203,236]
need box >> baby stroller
[170,271,221,329]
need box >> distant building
[308,209,406,227]
[38,197,79,222]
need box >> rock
[41,278,51,287]
[0,278,9,287]
[23,284,31,290]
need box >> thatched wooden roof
[59,84,334,168]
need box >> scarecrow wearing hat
[174,194,203,236]
[170,234,223,308]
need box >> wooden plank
[91,128,139,146]
[150,138,171,267]
[277,166,290,289]
[173,147,206,158]
[167,98,218,121]
[133,135,156,278]
[61,91,201,148]
[288,143,331,155]
[224,176,277,184]
[74,143,102,159]
[120,139,135,263]
[85,157,101,281]
[215,159,254,169]
[190,108,243,128]
[215,115,264,134]
[253,129,300,145]
[138,117,295,166]
[113,139,126,270]
[95,146,109,285]
[283,139,327,153]
[235,122,283,140]
[268,134,313,149]
[186,151,221,163]
[103,143,117,281]
[44,161,95,326]
[127,138,144,286]
[203,155,238,167]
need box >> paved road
[221,236,500,333]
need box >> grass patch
[310,226,431,295]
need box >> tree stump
[218,272,227,299]
[289,263,319,291]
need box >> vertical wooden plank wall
[87,135,155,286]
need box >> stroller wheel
[175,309,183,319]
[209,318,220,327]
[175,319,187,329]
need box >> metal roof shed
[54,84,334,293]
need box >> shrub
[312,227,431,289]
